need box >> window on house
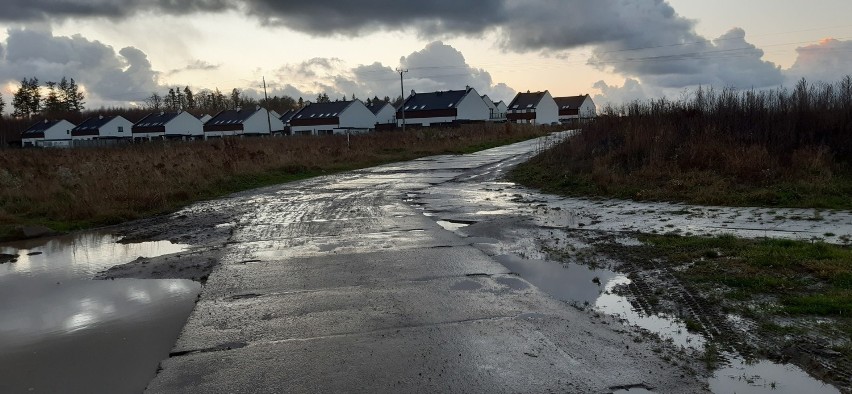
[118,126,124,133]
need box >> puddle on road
[436,219,473,232]
[597,276,704,349]
[0,232,197,393]
[0,277,200,394]
[710,354,840,394]
[492,251,835,393]
[0,232,188,279]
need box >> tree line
[4,77,86,119]
[144,88,399,115]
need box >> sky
[1,0,851,111]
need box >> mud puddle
[493,246,839,393]
[0,232,198,393]
[0,276,200,393]
[0,231,188,279]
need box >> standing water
[0,232,199,393]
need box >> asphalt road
[145,135,707,393]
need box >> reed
[513,77,852,209]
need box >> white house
[494,101,508,121]
[71,115,133,141]
[397,87,490,127]
[506,91,559,125]
[203,106,284,138]
[21,119,76,148]
[554,95,596,123]
[133,111,205,140]
[290,100,376,135]
[481,95,499,120]
[366,101,396,126]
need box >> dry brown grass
[513,78,852,209]
[0,123,549,238]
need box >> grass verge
[604,233,852,384]
[0,123,551,241]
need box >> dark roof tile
[554,95,590,110]
[72,116,121,132]
[508,92,547,110]
[292,101,353,120]
[402,89,469,111]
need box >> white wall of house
[97,117,134,139]
[243,109,284,134]
[339,101,376,129]
[495,101,508,120]
[535,91,559,125]
[481,95,499,120]
[199,114,212,124]
[45,120,76,141]
[290,124,332,135]
[457,88,490,121]
[164,112,204,137]
[374,104,396,124]
[579,96,596,118]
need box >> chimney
[160,111,165,116]
[99,115,104,120]
[465,85,470,90]
[44,119,49,123]
[236,107,242,112]
[256,105,260,111]
[410,89,415,96]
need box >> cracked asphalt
[144,136,707,393]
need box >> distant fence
[72,139,131,148]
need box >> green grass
[640,234,852,317]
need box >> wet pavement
[145,135,709,393]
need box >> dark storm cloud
[245,0,506,36]
[0,0,233,22]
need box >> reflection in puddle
[494,254,617,306]
[596,276,704,349]
[494,253,838,393]
[0,232,197,393]
[436,219,472,231]
[710,354,840,394]
[0,232,188,279]
[0,277,200,394]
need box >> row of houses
[20,88,595,147]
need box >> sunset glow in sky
[0,0,851,110]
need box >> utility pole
[263,76,272,135]
[396,68,408,132]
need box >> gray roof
[292,101,353,120]
[279,109,295,122]
[72,116,121,132]
[23,120,68,136]
[134,112,181,127]
[207,107,261,125]
[508,92,547,110]
[554,95,589,110]
[366,101,392,115]
[402,89,469,111]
